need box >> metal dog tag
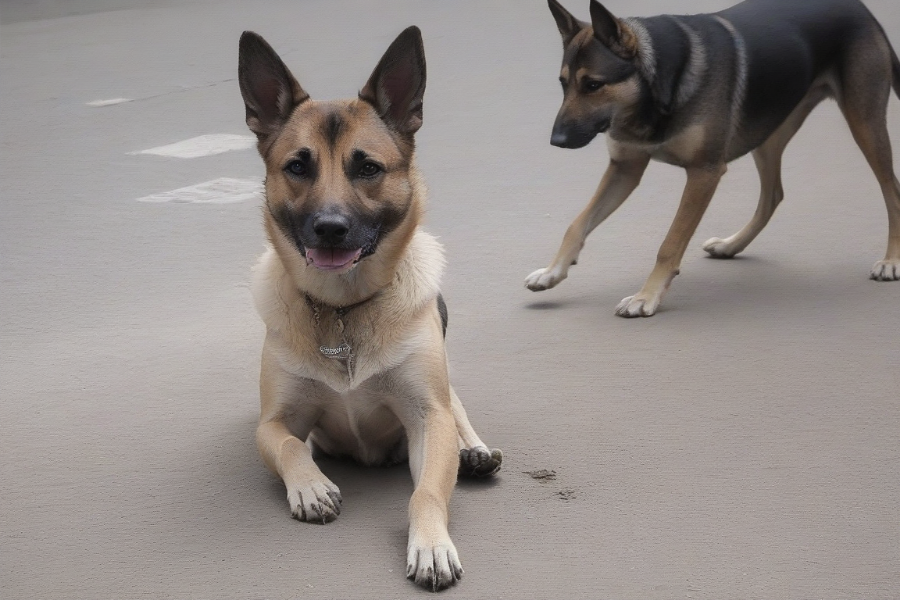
[319,341,352,360]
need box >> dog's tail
[868,9,900,99]
[892,44,900,99]
[876,18,900,99]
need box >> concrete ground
[2,0,898,598]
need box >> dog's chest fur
[252,229,445,394]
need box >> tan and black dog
[238,27,501,591]
[526,0,900,316]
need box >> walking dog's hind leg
[838,40,900,281]
[703,86,829,258]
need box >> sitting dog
[238,27,502,591]
[526,0,900,316]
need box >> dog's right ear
[238,31,309,141]
[548,0,586,47]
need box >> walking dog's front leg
[392,344,463,591]
[525,154,650,291]
[616,165,725,317]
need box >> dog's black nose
[312,213,350,244]
[550,131,570,147]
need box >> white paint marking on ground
[137,178,263,204]
[87,98,133,107]
[131,134,257,158]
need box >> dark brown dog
[527,0,900,316]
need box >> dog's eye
[285,160,307,177]
[583,80,605,92]
[358,162,382,178]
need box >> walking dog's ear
[238,31,309,141]
[548,0,586,47]
[589,0,637,59]
[359,26,426,136]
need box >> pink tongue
[306,248,362,268]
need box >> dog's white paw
[525,267,565,291]
[287,477,342,524]
[407,537,463,591]
[615,293,661,318]
[458,446,503,478]
[870,259,900,281]
[702,236,738,258]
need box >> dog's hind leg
[703,85,828,258]
[837,42,900,281]
[617,165,725,317]
[450,386,502,478]
[525,152,650,291]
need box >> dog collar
[304,293,380,382]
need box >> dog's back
[719,0,899,149]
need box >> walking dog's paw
[525,267,565,291]
[287,478,342,524]
[407,539,463,592]
[702,236,738,258]
[458,446,503,478]
[870,259,900,281]
[615,294,660,318]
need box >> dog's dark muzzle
[280,207,380,261]
[550,118,610,149]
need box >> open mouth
[304,247,363,272]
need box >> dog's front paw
[615,293,660,318]
[870,259,900,281]
[287,477,342,524]
[459,446,503,478]
[702,236,738,258]
[407,538,463,592]
[525,267,565,291]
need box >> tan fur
[239,28,501,592]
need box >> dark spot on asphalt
[525,469,557,481]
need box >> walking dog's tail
[868,8,900,99]
[892,45,900,99]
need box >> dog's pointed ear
[238,31,309,141]
[359,26,426,136]
[548,0,586,47]
[589,1,620,47]
[589,1,637,59]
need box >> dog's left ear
[359,26,426,136]
[589,0,636,59]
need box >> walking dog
[526,0,900,316]
[239,27,501,591]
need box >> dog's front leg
[617,165,725,317]
[257,341,341,523]
[392,352,462,591]
[405,404,461,591]
[525,153,649,291]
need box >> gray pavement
[2,1,899,598]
